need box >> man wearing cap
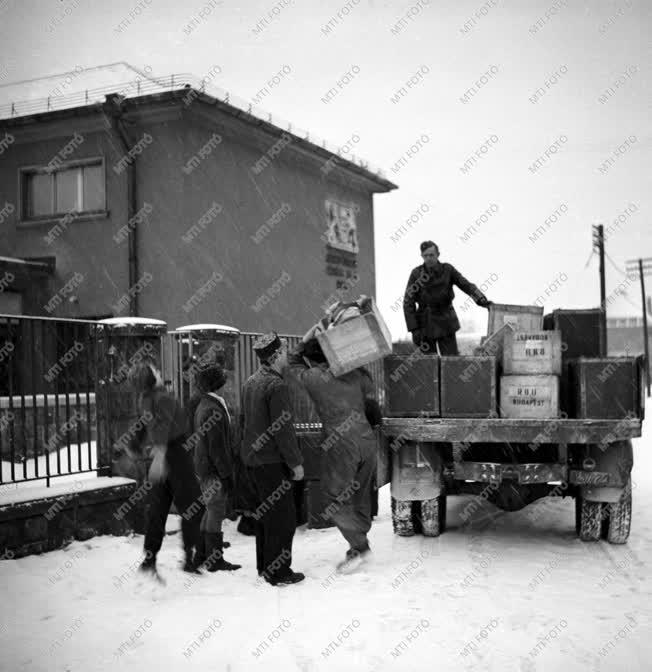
[403,241,492,355]
[241,332,305,586]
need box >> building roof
[0,70,398,193]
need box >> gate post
[95,317,167,479]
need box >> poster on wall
[324,199,359,254]
[323,198,359,289]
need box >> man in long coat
[241,333,305,586]
[403,240,492,355]
[286,335,380,573]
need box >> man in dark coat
[191,363,241,572]
[286,334,379,574]
[126,359,203,582]
[403,240,492,355]
[241,332,305,586]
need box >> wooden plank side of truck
[380,415,643,544]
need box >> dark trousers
[414,332,459,355]
[322,440,377,553]
[144,440,202,558]
[249,463,296,581]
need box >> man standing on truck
[403,240,492,355]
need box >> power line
[604,251,630,278]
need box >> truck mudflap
[454,462,565,485]
[577,440,634,503]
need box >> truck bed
[380,417,642,443]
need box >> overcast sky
[1,0,650,337]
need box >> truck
[381,412,642,544]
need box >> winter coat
[403,262,487,340]
[192,393,234,482]
[285,346,377,464]
[240,365,302,470]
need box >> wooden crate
[571,357,641,419]
[384,354,440,417]
[317,301,392,377]
[499,374,560,419]
[474,323,514,362]
[543,308,605,359]
[440,356,497,418]
[488,303,544,335]
[503,330,562,375]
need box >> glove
[477,296,492,309]
[411,328,423,346]
[291,464,304,481]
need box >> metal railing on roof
[0,72,387,180]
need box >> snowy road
[1,430,650,672]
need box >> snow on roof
[175,323,240,334]
[98,317,166,326]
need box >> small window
[22,161,104,220]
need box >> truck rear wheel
[575,497,602,541]
[391,497,415,536]
[603,478,632,545]
[420,498,441,537]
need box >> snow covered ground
[1,430,650,671]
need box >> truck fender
[581,440,633,503]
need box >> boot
[183,547,202,574]
[194,534,207,567]
[205,533,241,572]
[139,553,166,584]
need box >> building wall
[1,103,379,334]
[0,115,129,319]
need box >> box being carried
[488,303,544,335]
[317,299,392,377]
[503,330,562,375]
[500,374,560,419]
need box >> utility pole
[625,257,652,397]
[592,224,607,356]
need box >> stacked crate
[482,304,560,418]
[499,329,562,418]
[543,308,604,416]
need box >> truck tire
[575,497,603,541]
[420,495,447,537]
[603,478,632,545]
[391,497,415,536]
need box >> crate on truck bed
[384,353,440,417]
[570,357,644,419]
[487,303,544,335]
[440,356,497,418]
[499,374,560,419]
[503,330,562,375]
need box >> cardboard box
[384,354,440,417]
[503,330,562,375]
[317,300,392,377]
[500,374,560,419]
[571,357,641,419]
[488,303,544,335]
[440,356,497,418]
